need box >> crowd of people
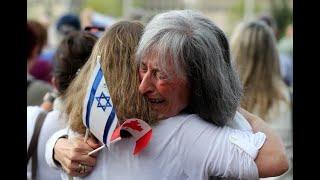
[27,9,293,180]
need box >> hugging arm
[239,108,289,177]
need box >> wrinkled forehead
[137,38,188,80]
[142,48,182,76]
[141,48,172,65]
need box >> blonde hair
[63,21,156,134]
[230,21,288,119]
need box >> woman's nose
[139,71,154,95]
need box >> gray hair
[136,10,243,126]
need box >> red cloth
[29,59,52,84]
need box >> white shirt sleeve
[222,130,266,179]
[182,115,266,179]
[226,111,252,131]
[45,128,69,169]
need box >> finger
[70,138,95,153]
[61,163,72,175]
[86,136,101,149]
[78,155,97,167]
[67,151,97,167]
[71,137,101,158]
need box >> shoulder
[161,114,231,147]
[44,110,67,127]
[181,114,266,157]
[178,113,229,133]
[27,106,42,133]
[158,113,217,133]
[161,113,230,135]
[27,106,43,123]
[174,115,265,178]
[45,110,62,120]
[27,106,45,147]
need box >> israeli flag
[82,56,118,148]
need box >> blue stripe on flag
[85,68,103,128]
[103,107,116,144]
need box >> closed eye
[156,71,168,80]
[139,63,147,73]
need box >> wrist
[53,137,68,166]
[41,101,53,111]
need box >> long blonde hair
[63,21,156,134]
[230,20,288,119]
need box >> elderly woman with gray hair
[47,10,288,180]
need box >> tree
[82,0,122,17]
[270,0,292,39]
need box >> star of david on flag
[82,56,118,148]
[96,92,112,111]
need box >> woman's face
[138,54,190,120]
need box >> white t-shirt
[50,113,265,180]
[27,104,66,180]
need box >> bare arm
[238,108,289,178]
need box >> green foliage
[270,0,292,39]
[229,0,245,23]
[229,0,264,20]
[132,0,145,8]
[228,0,264,35]
[82,0,122,17]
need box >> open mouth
[148,98,165,104]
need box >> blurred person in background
[258,14,293,88]
[28,20,53,84]
[80,8,116,31]
[56,13,81,37]
[278,24,293,58]
[27,31,98,180]
[278,24,293,88]
[27,20,53,106]
[41,13,82,65]
[230,20,292,180]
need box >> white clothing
[27,98,67,180]
[227,111,252,132]
[46,113,265,180]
